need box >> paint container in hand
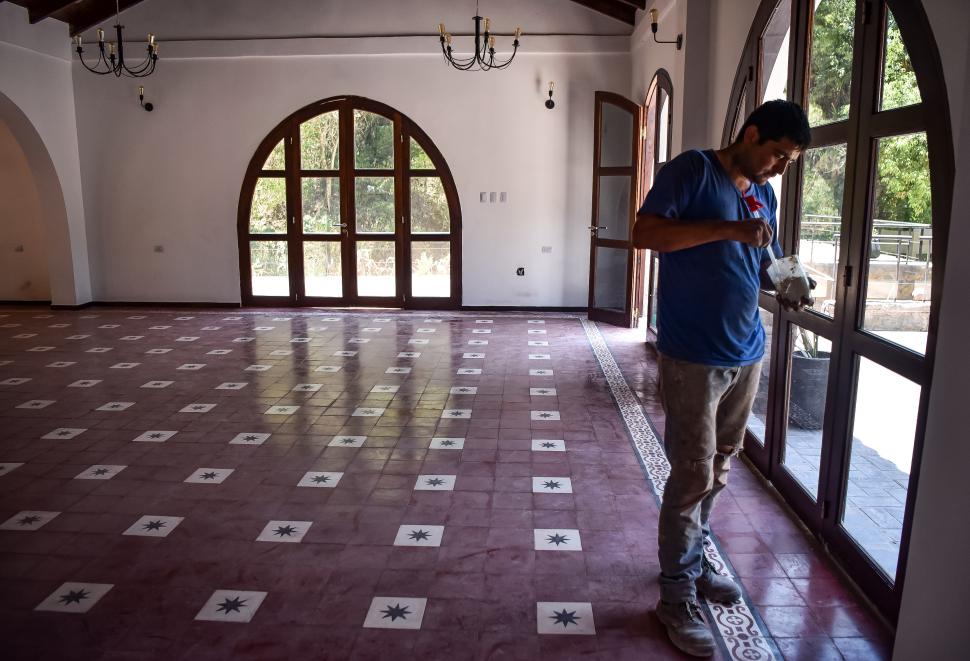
[766,253,813,306]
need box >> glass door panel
[592,246,629,313]
[304,242,342,297]
[747,308,775,445]
[600,103,634,167]
[250,241,289,296]
[411,242,450,298]
[863,133,931,355]
[759,1,791,103]
[841,357,920,580]
[879,8,922,112]
[410,177,449,233]
[597,176,632,241]
[302,177,341,234]
[799,143,848,317]
[250,178,287,234]
[354,110,393,169]
[356,241,396,297]
[807,0,856,127]
[263,140,285,170]
[355,177,395,233]
[300,111,339,170]
[410,138,433,170]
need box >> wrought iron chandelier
[437,1,521,71]
[73,0,159,78]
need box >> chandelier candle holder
[73,0,158,77]
[437,2,521,71]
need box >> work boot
[655,600,716,658]
[697,555,742,603]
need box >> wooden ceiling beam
[567,0,637,25]
[26,0,83,24]
[617,0,647,9]
[54,0,147,36]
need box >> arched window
[725,0,953,621]
[238,96,462,308]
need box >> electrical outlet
[541,246,552,254]
[154,245,164,253]
[516,267,525,276]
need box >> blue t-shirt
[638,149,780,367]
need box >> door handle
[588,225,608,231]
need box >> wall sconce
[649,8,683,50]
[138,85,154,112]
[545,81,555,109]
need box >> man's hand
[733,219,774,248]
[777,276,817,312]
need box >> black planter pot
[789,350,830,430]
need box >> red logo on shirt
[743,194,764,213]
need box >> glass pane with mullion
[411,177,449,233]
[410,138,434,170]
[262,140,285,171]
[780,323,833,501]
[597,176,631,241]
[798,143,847,318]
[593,246,628,313]
[354,110,393,170]
[250,241,289,297]
[250,177,287,234]
[841,356,919,581]
[759,0,791,103]
[862,133,931,355]
[356,241,396,297]
[879,6,922,112]
[355,177,394,233]
[300,111,339,170]
[302,177,340,234]
[747,308,775,445]
[304,241,342,297]
[807,0,855,127]
[600,103,634,168]
[411,241,450,298]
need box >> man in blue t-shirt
[633,100,812,657]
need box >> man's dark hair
[735,100,811,149]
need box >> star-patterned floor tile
[449,386,478,395]
[222,316,243,321]
[361,327,382,332]
[66,334,91,340]
[467,340,488,346]
[230,432,271,445]
[416,328,436,333]
[528,329,548,334]
[531,410,560,421]
[0,463,25,477]
[42,428,86,440]
[328,435,366,448]
[385,367,411,374]
[1,377,31,385]
[195,590,267,623]
[215,382,248,390]
[530,387,558,396]
[16,399,55,409]
[35,582,113,614]
[180,403,217,413]
[185,468,234,484]
[132,430,178,443]
[120,335,144,341]
[141,380,173,388]
[423,318,442,323]
[314,365,342,372]
[528,354,551,360]
[96,401,135,411]
[530,369,554,376]
[98,324,119,329]
[75,464,126,480]
[177,364,206,371]
[334,350,358,357]
[145,348,172,354]
[297,471,344,487]
[527,320,546,324]
[397,352,420,358]
[127,315,146,319]
[201,326,222,331]
[46,361,75,368]
[27,346,55,352]
[440,409,471,419]
[456,368,482,375]
[175,336,199,342]
[363,597,427,630]
[265,405,300,415]
[462,353,485,359]
[110,362,140,369]
[256,520,312,543]
[370,385,399,394]
[429,437,465,449]
[207,349,233,355]
[290,337,310,343]
[475,319,493,324]
[0,510,59,530]
[536,602,595,635]
[532,439,566,452]
[472,329,492,334]
[254,326,274,331]
[414,474,456,491]
[123,515,184,537]
[270,349,293,356]
[348,338,370,344]
[528,341,550,347]
[233,337,255,343]
[292,383,322,392]
[352,407,385,417]
[408,339,429,345]
[12,333,36,339]
[149,325,171,330]
[246,364,273,371]
[393,524,444,547]
[534,529,583,551]
[532,477,573,493]
[373,318,392,323]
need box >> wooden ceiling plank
[60,0,147,36]
[617,0,647,9]
[27,0,82,24]
[567,0,637,25]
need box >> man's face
[740,126,801,185]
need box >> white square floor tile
[86,347,113,353]
[246,364,273,371]
[265,405,299,415]
[0,377,31,386]
[97,401,134,411]
[475,319,493,324]
[528,329,548,334]
[423,318,442,323]
[462,353,486,359]
[315,365,342,372]
[373,318,392,323]
[149,325,171,330]
[256,520,312,543]
[201,326,221,331]
[272,317,291,321]
[370,385,399,393]
[456,368,481,375]
[472,329,492,334]
[141,380,173,388]
[290,337,310,343]
[394,524,444,547]
[16,400,55,409]
[440,409,471,419]
[528,341,550,347]
[195,590,267,623]
[308,326,329,332]
[334,350,358,356]
[124,515,184,537]
[127,315,147,319]
[467,340,488,346]
[397,352,420,358]
[46,361,75,368]
[0,463,25,477]
[320,317,339,321]
[328,435,366,448]
[363,596,427,630]
[352,407,385,417]
[75,464,126,480]
[181,403,216,413]
[0,510,59,530]
[27,346,55,352]
[207,349,233,355]
[49,323,71,328]
[534,529,582,551]
[348,338,370,344]
[110,362,140,369]
[174,316,195,321]
[216,382,248,390]
[233,337,255,343]
[536,602,595,635]
[254,326,274,331]
[98,324,119,329]
[528,354,551,360]
[11,333,34,339]
[531,410,560,421]
[450,387,477,395]
[416,328,436,333]
[36,582,113,614]
[530,387,557,396]
[529,369,553,376]
[270,349,293,356]
[230,432,271,445]
[133,430,178,443]
[176,336,199,342]
[145,348,172,354]
[385,367,411,374]
[527,320,546,324]
[223,316,243,321]
[532,439,566,452]
[297,471,344,487]
[42,428,86,440]
[408,339,429,345]
[362,327,382,332]
[414,474,456,491]
[185,468,234,484]
[177,364,206,371]
[429,437,465,450]
[292,383,322,392]
[532,477,573,493]
[120,335,144,341]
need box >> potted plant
[788,327,830,430]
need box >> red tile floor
[0,307,892,660]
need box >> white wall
[74,37,629,305]
[0,3,92,305]
[0,118,49,300]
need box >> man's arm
[632,212,774,252]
